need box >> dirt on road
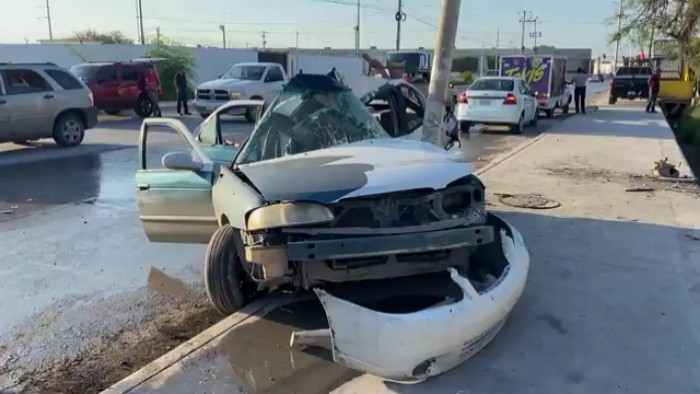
[1,268,221,394]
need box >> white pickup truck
[193,62,288,121]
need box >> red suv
[70,60,162,117]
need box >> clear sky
[0,0,630,56]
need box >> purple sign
[500,56,526,78]
[524,56,552,97]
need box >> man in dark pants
[646,68,660,113]
[174,69,190,115]
[572,67,588,114]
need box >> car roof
[475,76,519,81]
[235,62,280,67]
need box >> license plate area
[627,90,636,96]
[477,99,491,106]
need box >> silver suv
[0,62,98,147]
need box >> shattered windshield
[235,74,391,165]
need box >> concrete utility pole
[355,0,361,57]
[614,0,623,69]
[219,25,226,49]
[262,31,267,49]
[422,0,461,146]
[296,31,300,48]
[395,0,406,50]
[45,0,53,40]
[137,0,145,44]
[519,10,536,54]
[156,26,161,43]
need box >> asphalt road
[0,85,607,392]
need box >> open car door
[196,100,266,165]
[136,118,220,244]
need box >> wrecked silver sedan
[135,71,529,381]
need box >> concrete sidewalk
[105,106,700,394]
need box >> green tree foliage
[613,0,700,60]
[144,37,196,100]
[66,29,132,44]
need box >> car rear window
[70,64,100,82]
[469,79,514,91]
[615,67,652,76]
[45,69,84,90]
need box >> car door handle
[44,94,55,100]
[137,183,150,191]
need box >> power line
[519,10,537,54]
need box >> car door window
[1,69,53,95]
[45,69,83,90]
[96,66,118,84]
[197,115,221,146]
[121,66,138,82]
[264,67,284,83]
[397,85,424,135]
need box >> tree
[144,36,196,100]
[613,0,700,60]
[66,29,133,44]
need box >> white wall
[288,54,363,79]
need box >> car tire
[134,95,153,118]
[459,121,471,133]
[105,110,121,116]
[200,112,211,119]
[608,95,617,105]
[545,108,554,118]
[52,113,85,147]
[562,104,570,114]
[204,225,256,315]
[528,112,538,127]
[510,113,524,134]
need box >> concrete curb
[102,296,302,393]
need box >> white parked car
[455,77,538,134]
[193,62,288,121]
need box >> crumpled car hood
[237,138,473,203]
[197,78,256,91]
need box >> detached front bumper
[291,213,530,383]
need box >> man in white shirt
[571,67,588,114]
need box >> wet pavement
[0,104,591,392]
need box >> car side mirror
[162,151,203,171]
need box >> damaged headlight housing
[246,202,335,231]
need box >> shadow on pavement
[125,210,700,394]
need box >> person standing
[174,69,190,115]
[572,67,588,114]
[646,68,660,113]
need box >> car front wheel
[53,113,85,147]
[204,226,257,315]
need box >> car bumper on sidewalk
[291,213,530,383]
